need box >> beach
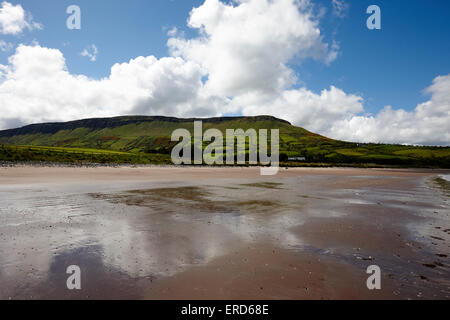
[0,166,449,300]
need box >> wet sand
[0,166,449,300]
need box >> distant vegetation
[0,116,449,168]
[0,145,170,165]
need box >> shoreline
[1,160,449,170]
[1,166,449,187]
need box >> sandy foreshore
[0,166,449,299]
[1,165,447,184]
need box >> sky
[0,0,449,145]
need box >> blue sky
[303,0,450,113]
[1,0,448,113]
[0,0,449,145]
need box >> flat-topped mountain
[0,115,326,153]
[0,115,449,167]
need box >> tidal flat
[0,166,449,299]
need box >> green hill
[0,115,449,167]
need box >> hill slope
[0,115,449,167]
[0,115,332,155]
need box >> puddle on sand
[239,182,284,189]
[90,186,288,216]
[89,185,306,246]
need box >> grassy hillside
[0,115,449,167]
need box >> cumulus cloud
[0,0,448,146]
[168,0,338,96]
[237,85,364,134]
[0,44,226,129]
[0,1,42,35]
[326,75,450,146]
[238,74,450,146]
[80,44,99,62]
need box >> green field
[0,144,170,165]
[0,115,449,168]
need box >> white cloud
[238,75,450,146]
[326,75,450,146]
[0,1,42,35]
[237,85,364,134]
[80,44,99,62]
[332,0,348,18]
[0,0,448,146]
[0,44,226,129]
[168,0,338,97]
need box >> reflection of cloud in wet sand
[0,188,244,298]
[1,169,449,299]
[1,182,306,298]
[90,185,307,252]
